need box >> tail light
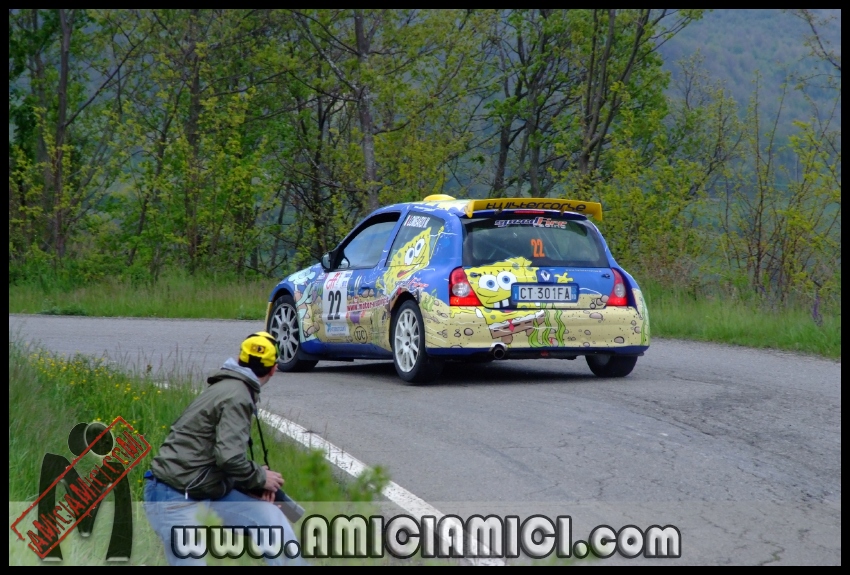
[607,269,628,306]
[449,267,482,306]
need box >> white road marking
[259,409,505,566]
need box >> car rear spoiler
[464,198,603,221]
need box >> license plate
[511,283,578,303]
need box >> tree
[9,9,144,277]
[279,9,484,262]
[464,10,702,199]
[786,9,840,76]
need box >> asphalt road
[9,314,841,565]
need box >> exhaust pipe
[491,343,507,360]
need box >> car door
[318,213,401,344]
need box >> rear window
[462,215,608,267]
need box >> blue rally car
[265,195,649,384]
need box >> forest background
[8,9,841,354]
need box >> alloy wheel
[271,304,300,364]
[393,308,420,373]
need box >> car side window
[340,217,400,269]
[387,212,446,268]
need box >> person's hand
[261,489,276,503]
[263,468,284,492]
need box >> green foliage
[9,10,128,277]
[557,47,840,324]
[7,9,841,331]
[714,75,841,307]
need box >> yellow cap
[239,332,279,367]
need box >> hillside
[659,9,841,127]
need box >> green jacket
[150,359,267,498]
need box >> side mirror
[321,252,332,271]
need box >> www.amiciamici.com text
[171,514,681,560]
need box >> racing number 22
[531,238,545,258]
[327,290,343,321]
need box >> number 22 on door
[323,271,351,336]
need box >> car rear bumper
[422,302,650,354]
[427,345,647,360]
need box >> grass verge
[8,339,421,566]
[642,281,840,359]
[9,272,270,320]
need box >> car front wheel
[585,354,638,378]
[391,301,444,384]
[268,294,318,372]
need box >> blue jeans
[143,475,307,566]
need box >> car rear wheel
[585,354,637,378]
[391,301,444,384]
[268,294,318,373]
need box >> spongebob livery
[382,216,441,296]
[266,196,650,383]
[456,257,542,343]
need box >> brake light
[513,210,546,214]
[449,267,482,306]
[607,269,628,306]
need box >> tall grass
[642,280,841,358]
[8,271,272,320]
